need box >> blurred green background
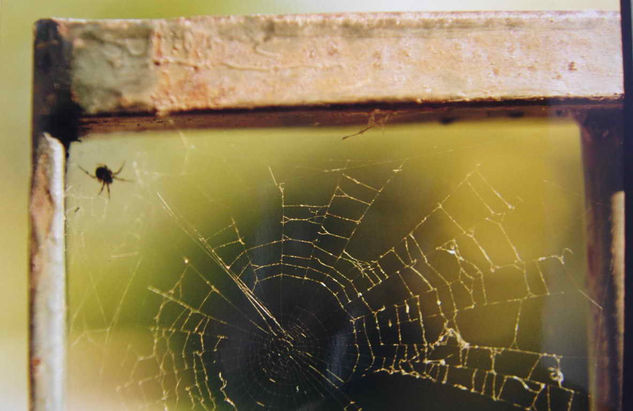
[64,119,591,409]
[0,0,618,409]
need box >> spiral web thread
[96,155,600,411]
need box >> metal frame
[30,11,624,410]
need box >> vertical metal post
[29,134,66,411]
[578,110,624,411]
[30,20,73,411]
[619,2,632,411]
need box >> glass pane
[66,118,592,410]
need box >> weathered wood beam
[34,11,622,122]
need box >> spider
[79,163,130,198]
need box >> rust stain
[29,150,55,289]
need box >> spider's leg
[79,165,96,179]
[341,124,374,140]
[113,176,133,183]
[112,161,126,176]
[98,182,105,196]
[106,184,111,199]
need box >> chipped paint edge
[29,133,66,411]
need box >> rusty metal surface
[579,109,624,411]
[35,11,622,117]
[75,100,624,135]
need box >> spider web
[65,120,597,410]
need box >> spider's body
[80,163,129,198]
[95,165,114,185]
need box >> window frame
[30,11,624,411]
